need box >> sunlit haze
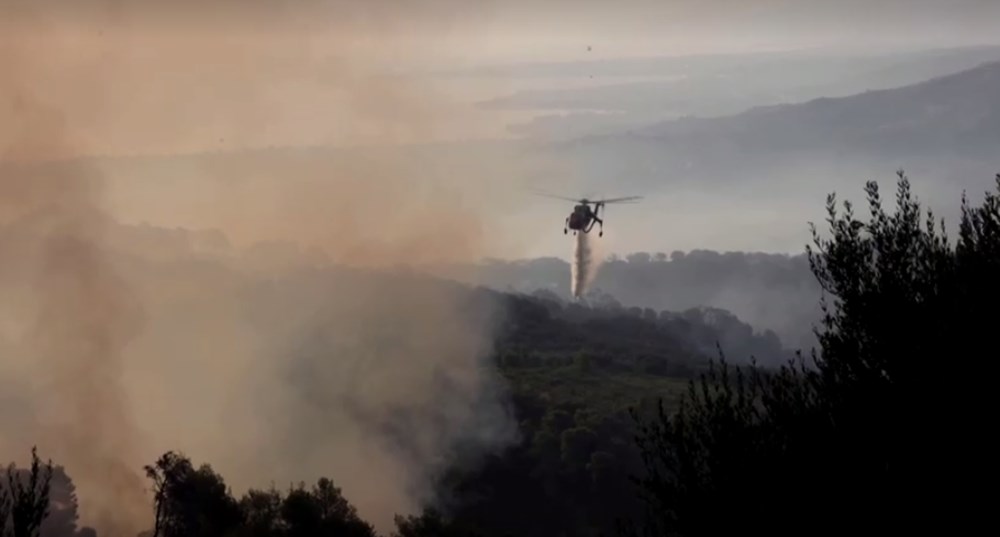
[2,2,999,535]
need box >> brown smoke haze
[1,2,539,535]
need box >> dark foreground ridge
[4,171,998,537]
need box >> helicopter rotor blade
[594,196,643,204]
[528,188,585,203]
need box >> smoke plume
[1,16,150,534]
[0,2,534,535]
[0,177,151,536]
[571,232,602,297]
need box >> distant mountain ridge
[541,59,1000,200]
[623,59,1000,157]
[480,45,1000,140]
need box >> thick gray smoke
[571,232,601,297]
[0,2,535,535]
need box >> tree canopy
[629,172,999,536]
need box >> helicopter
[532,191,643,237]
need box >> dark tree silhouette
[0,473,8,536]
[144,452,243,537]
[236,488,283,537]
[629,172,1000,536]
[392,508,483,537]
[278,478,375,537]
[142,452,377,537]
[39,467,84,537]
[2,447,54,537]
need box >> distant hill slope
[624,60,1000,158]
[480,46,1000,140]
[543,60,1000,201]
[474,46,1000,109]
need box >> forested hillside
[437,250,820,351]
[2,276,787,537]
[4,171,998,536]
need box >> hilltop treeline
[5,172,998,536]
[439,247,822,351]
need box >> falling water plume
[570,232,600,298]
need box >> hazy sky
[3,0,998,259]
[4,4,996,533]
[5,1,1000,63]
[4,0,1000,158]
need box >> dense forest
[3,171,997,536]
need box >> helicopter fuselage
[566,203,602,232]
[545,193,638,238]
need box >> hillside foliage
[628,171,998,536]
[5,172,998,537]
